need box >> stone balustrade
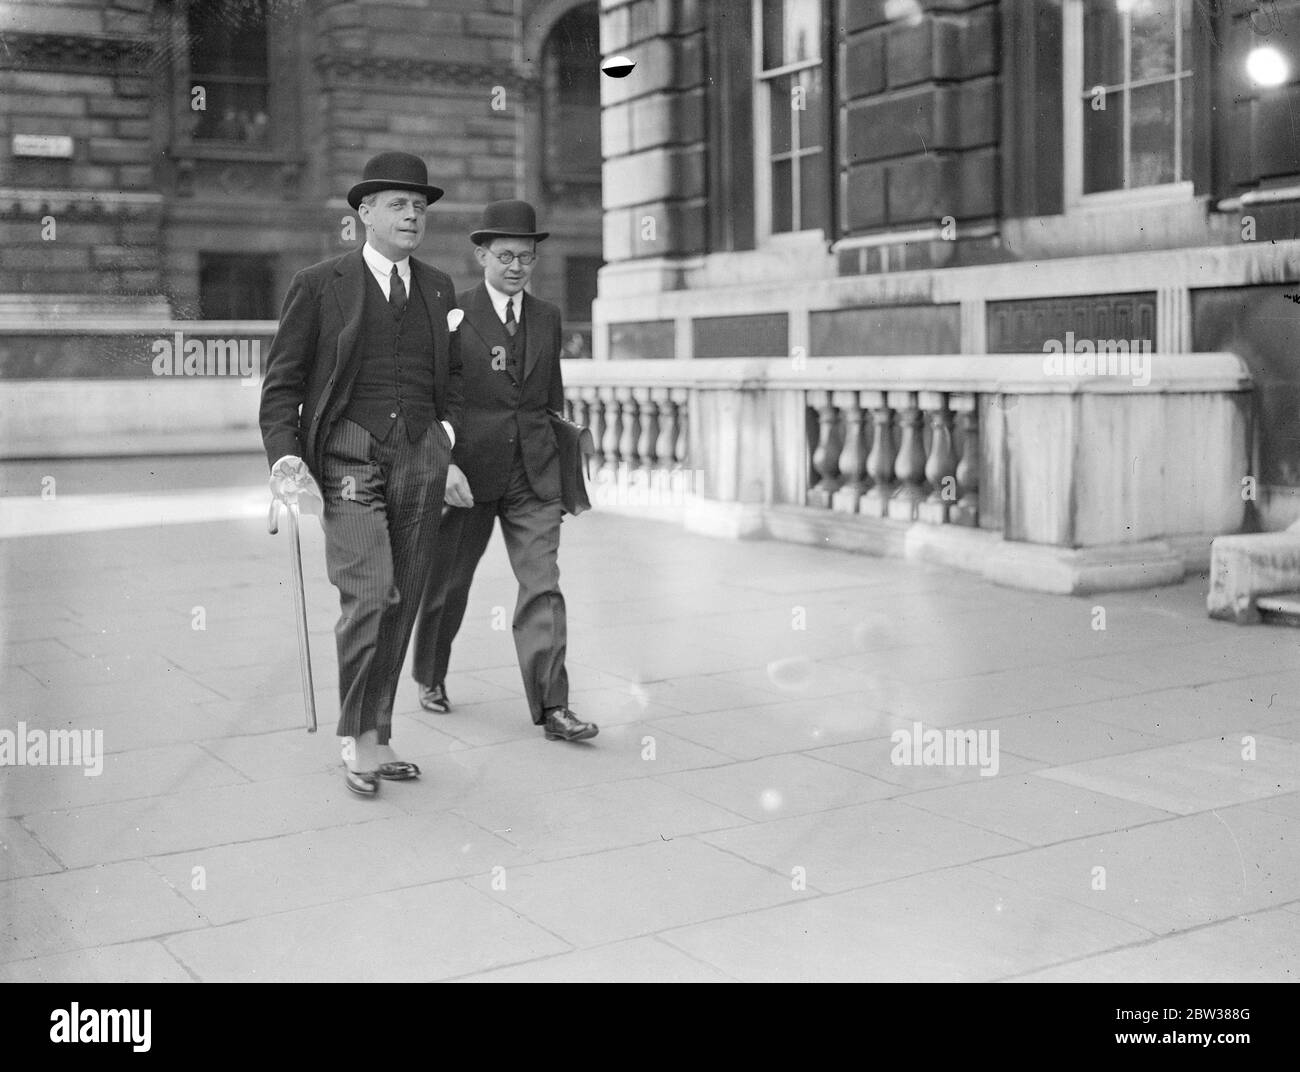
[560,352,1255,593]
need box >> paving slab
[902,774,1176,846]
[164,879,569,982]
[452,776,747,862]
[657,752,902,820]
[1037,734,1300,814]
[0,860,208,964]
[149,813,526,925]
[1011,907,1300,982]
[455,935,736,982]
[0,940,194,984]
[659,864,1153,982]
[463,837,802,948]
[698,799,1026,894]
[976,804,1300,935]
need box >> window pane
[798,151,826,231]
[762,0,820,69]
[770,74,792,154]
[545,5,602,184]
[1130,0,1177,81]
[796,66,824,150]
[189,0,270,142]
[771,157,793,233]
[199,253,274,319]
[1083,91,1123,193]
[190,0,268,79]
[1083,2,1122,87]
[564,255,602,322]
[1130,81,1176,186]
[190,83,271,142]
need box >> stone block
[845,86,957,163]
[842,161,887,230]
[843,31,886,100]
[1207,531,1300,623]
[886,154,958,224]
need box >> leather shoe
[343,766,380,796]
[377,760,420,781]
[542,708,598,742]
[419,682,451,713]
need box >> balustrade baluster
[951,394,980,527]
[580,387,604,471]
[599,385,621,475]
[832,390,868,514]
[672,388,689,470]
[806,391,844,509]
[861,391,894,518]
[653,389,676,470]
[887,390,927,521]
[918,391,956,524]
[616,388,639,485]
[635,388,658,469]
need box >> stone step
[1255,590,1300,626]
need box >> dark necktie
[504,297,517,337]
[389,264,406,314]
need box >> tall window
[199,254,274,319]
[1066,0,1194,201]
[189,0,271,144]
[543,4,602,192]
[754,0,827,236]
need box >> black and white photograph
[1,0,1299,1021]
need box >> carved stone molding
[0,32,155,73]
[312,52,540,97]
[0,187,164,219]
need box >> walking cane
[268,498,318,733]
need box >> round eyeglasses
[490,250,537,266]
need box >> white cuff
[442,421,455,448]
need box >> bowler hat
[347,151,444,210]
[470,200,549,246]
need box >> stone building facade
[0,0,603,350]
[593,0,1300,528]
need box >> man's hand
[444,463,474,509]
[270,455,324,513]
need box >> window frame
[1062,0,1196,209]
[751,0,830,245]
[170,0,300,164]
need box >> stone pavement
[2,456,1300,982]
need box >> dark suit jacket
[259,248,463,476]
[451,283,564,503]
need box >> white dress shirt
[484,280,524,329]
[361,241,410,300]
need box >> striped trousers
[320,416,450,744]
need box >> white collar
[362,242,409,279]
[484,280,523,322]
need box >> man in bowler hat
[260,152,463,795]
[411,200,597,743]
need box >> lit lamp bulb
[1246,46,1290,88]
